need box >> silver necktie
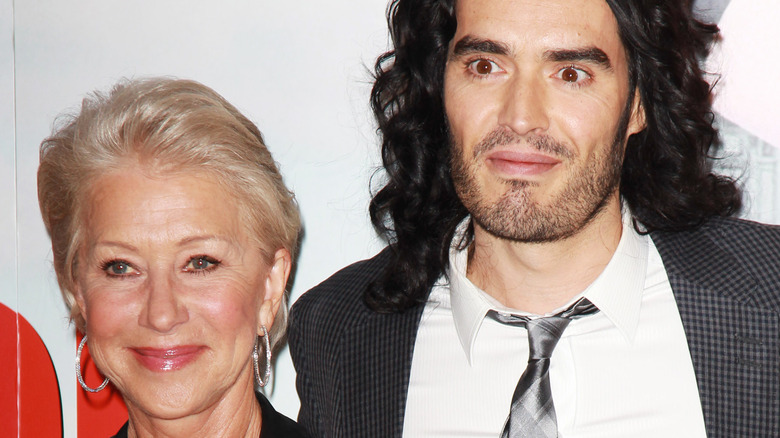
[493,298,598,438]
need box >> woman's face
[74,166,289,421]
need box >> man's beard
[450,111,629,244]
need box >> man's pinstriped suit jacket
[289,217,780,437]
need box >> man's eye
[558,66,589,83]
[469,59,501,75]
[103,260,137,276]
[185,256,220,272]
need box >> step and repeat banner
[2,0,778,436]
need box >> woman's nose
[138,273,189,333]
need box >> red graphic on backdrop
[1,302,63,437]
[1,303,128,437]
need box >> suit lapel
[652,228,779,437]
[339,304,425,438]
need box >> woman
[37,78,307,437]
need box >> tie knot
[489,298,599,360]
[526,316,570,359]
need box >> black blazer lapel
[340,304,425,438]
[653,226,780,437]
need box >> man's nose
[497,74,550,136]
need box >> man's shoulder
[653,216,780,254]
[651,216,780,291]
[698,216,780,266]
[290,247,392,328]
[703,215,780,234]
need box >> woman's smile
[130,345,207,372]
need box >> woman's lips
[485,150,561,176]
[131,346,206,372]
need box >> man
[289,0,780,437]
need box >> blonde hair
[37,77,301,352]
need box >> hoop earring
[253,325,272,387]
[76,335,110,393]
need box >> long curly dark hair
[366,0,741,312]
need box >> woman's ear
[73,284,88,331]
[258,248,292,332]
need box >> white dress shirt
[402,215,708,437]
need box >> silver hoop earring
[253,325,272,387]
[76,335,109,393]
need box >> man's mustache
[473,128,575,160]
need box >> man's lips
[131,346,206,372]
[485,150,561,176]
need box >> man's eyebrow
[544,47,612,70]
[451,36,510,57]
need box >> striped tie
[492,298,598,438]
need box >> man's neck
[466,200,624,315]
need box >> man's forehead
[449,0,625,61]
[452,0,621,44]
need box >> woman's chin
[116,364,254,423]
[123,382,219,421]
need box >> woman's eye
[558,66,590,83]
[469,59,501,76]
[185,256,220,272]
[103,260,137,276]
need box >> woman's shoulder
[257,392,311,438]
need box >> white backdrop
[3,0,779,437]
[6,1,389,435]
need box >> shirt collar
[448,210,649,363]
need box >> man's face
[444,0,645,242]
